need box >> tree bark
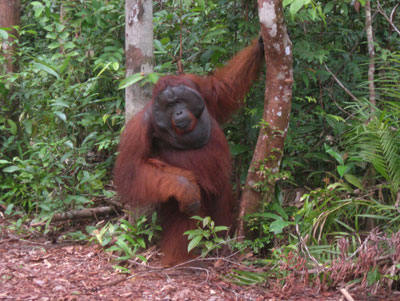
[238,0,293,237]
[125,0,154,223]
[0,0,20,74]
[365,0,376,113]
[125,0,154,122]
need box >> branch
[340,288,355,301]
[31,206,121,226]
[324,64,358,102]
[377,1,400,36]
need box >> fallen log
[30,205,122,226]
[51,206,118,221]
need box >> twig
[377,1,400,36]
[99,239,246,290]
[347,233,371,260]
[395,190,400,212]
[324,64,358,102]
[0,238,15,245]
[340,288,355,301]
[295,224,324,272]
[105,198,125,209]
[325,88,356,119]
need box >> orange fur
[114,39,264,266]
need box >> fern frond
[347,116,400,199]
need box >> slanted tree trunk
[0,0,20,74]
[238,0,293,237]
[125,0,154,122]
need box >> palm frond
[347,116,400,199]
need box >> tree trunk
[238,0,293,237]
[125,0,154,122]
[365,0,376,113]
[0,0,20,74]
[125,0,154,223]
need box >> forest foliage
[1,0,400,291]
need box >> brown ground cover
[1,216,398,300]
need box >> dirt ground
[1,216,399,301]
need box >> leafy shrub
[1,0,125,217]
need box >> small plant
[241,189,296,255]
[87,212,161,264]
[184,216,229,258]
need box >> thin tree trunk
[0,0,20,73]
[59,2,65,54]
[125,0,154,122]
[365,0,376,113]
[238,0,293,237]
[0,0,21,144]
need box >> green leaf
[3,166,21,173]
[33,62,60,79]
[64,42,75,50]
[200,48,215,64]
[324,144,344,165]
[283,0,295,8]
[31,1,45,17]
[229,143,250,156]
[64,140,74,149]
[7,119,17,135]
[367,268,381,285]
[190,216,204,222]
[118,73,145,90]
[137,238,146,249]
[0,29,8,40]
[324,1,334,13]
[197,0,205,10]
[112,62,119,71]
[55,111,67,122]
[113,265,130,273]
[24,120,32,135]
[214,226,228,232]
[55,23,65,33]
[136,255,147,263]
[116,239,132,256]
[5,204,14,215]
[301,72,309,87]
[204,28,227,40]
[50,100,69,108]
[147,73,159,84]
[344,174,364,190]
[337,165,350,178]
[48,42,61,50]
[290,0,305,16]
[203,216,211,228]
[59,56,71,74]
[81,132,98,146]
[187,235,202,252]
[269,220,291,234]
[231,270,267,285]
[154,39,167,53]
